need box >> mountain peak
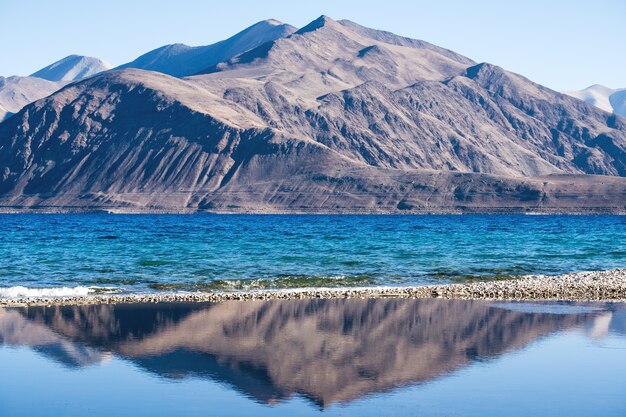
[582,84,615,94]
[588,83,611,89]
[238,19,296,37]
[259,18,284,27]
[31,55,112,82]
[117,20,296,77]
[465,62,502,80]
[296,15,339,35]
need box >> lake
[1,214,625,297]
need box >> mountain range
[0,20,294,123]
[0,16,625,213]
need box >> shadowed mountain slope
[1,16,625,213]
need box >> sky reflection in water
[0,298,625,416]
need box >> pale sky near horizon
[1,0,624,91]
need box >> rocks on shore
[1,269,625,307]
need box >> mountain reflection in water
[0,298,622,408]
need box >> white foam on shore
[0,286,116,299]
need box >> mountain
[0,75,64,121]
[30,55,112,82]
[565,84,615,113]
[565,84,626,117]
[0,18,291,123]
[1,16,626,213]
[0,55,111,122]
[116,19,296,77]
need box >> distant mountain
[31,55,112,82]
[116,19,296,77]
[0,75,63,121]
[565,84,626,117]
[610,89,626,117]
[1,16,625,213]
[0,20,293,123]
[0,55,111,121]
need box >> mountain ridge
[116,19,297,77]
[0,20,296,123]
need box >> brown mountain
[1,16,625,213]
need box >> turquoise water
[0,214,625,295]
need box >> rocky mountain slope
[566,84,626,117]
[116,19,296,77]
[1,16,625,213]
[31,55,112,82]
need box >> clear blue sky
[1,0,624,90]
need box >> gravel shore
[1,269,625,307]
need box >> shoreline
[1,209,625,215]
[1,269,625,307]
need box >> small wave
[0,286,119,299]
[139,260,170,267]
[148,275,378,292]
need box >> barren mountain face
[1,16,625,212]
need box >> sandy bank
[1,269,625,307]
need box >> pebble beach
[2,269,625,307]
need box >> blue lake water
[0,214,625,296]
[0,298,625,416]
